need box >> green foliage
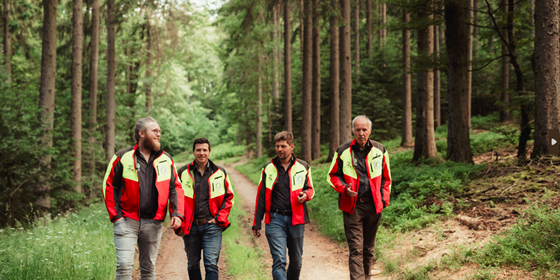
[0,204,116,279]
[475,202,560,277]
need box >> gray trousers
[113,217,164,280]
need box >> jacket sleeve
[215,170,235,230]
[252,168,267,230]
[302,166,315,201]
[327,151,349,196]
[168,160,185,221]
[381,149,392,208]
[103,155,124,222]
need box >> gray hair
[134,117,158,143]
[352,115,372,130]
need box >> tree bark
[445,0,474,163]
[401,4,413,147]
[531,0,559,157]
[434,25,441,128]
[412,11,438,161]
[71,0,83,193]
[340,0,352,144]
[366,0,372,58]
[301,0,312,163]
[3,0,11,82]
[284,0,292,133]
[106,0,115,161]
[38,0,58,209]
[257,47,263,158]
[467,0,473,131]
[379,3,386,47]
[328,0,340,161]
[88,0,99,199]
[312,0,321,160]
[354,0,360,73]
[499,0,510,122]
[145,12,152,111]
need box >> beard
[142,137,161,152]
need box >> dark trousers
[182,223,223,280]
[265,213,305,280]
[343,201,382,280]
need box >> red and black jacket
[253,155,315,230]
[327,139,391,214]
[103,144,185,222]
[176,159,235,235]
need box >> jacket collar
[272,153,296,169]
[350,138,372,150]
[189,158,218,174]
[133,143,164,158]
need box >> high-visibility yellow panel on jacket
[181,171,194,198]
[368,147,384,179]
[264,164,278,190]
[154,156,172,182]
[121,151,138,182]
[290,164,307,192]
[340,149,358,179]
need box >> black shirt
[193,162,213,220]
[136,149,159,219]
[352,140,373,199]
[270,156,295,211]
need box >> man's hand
[252,229,261,238]
[170,216,182,230]
[114,217,124,222]
[298,192,308,204]
[346,183,358,197]
[208,219,216,224]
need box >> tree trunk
[445,0,474,163]
[340,0,352,144]
[434,25,441,128]
[328,0,340,161]
[3,0,11,82]
[88,0,99,199]
[467,0,473,131]
[71,0,83,193]
[354,0,360,73]
[312,0,321,160]
[366,0,372,58]
[530,0,535,37]
[257,47,263,158]
[412,11,438,161]
[301,0,312,163]
[37,0,58,209]
[106,0,115,161]
[532,0,560,157]
[145,12,152,111]
[500,0,510,122]
[401,4,413,147]
[284,0,292,133]
[473,0,478,41]
[272,2,281,134]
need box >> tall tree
[353,0,360,73]
[445,0,474,163]
[412,9,438,161]
[256,46,263,158]
[88,0,100,198]
[301,0,312,163]
[467,0,473,130]
[145,12,152,111]
[328,0,340,161]
[71,0,83,193]
[37,0,58,209]
[434,24,441,128]
[340,0,352,144]
[312,0,321,160]
[379,2,386,47]
[532,0,559,157]
[499,0,510,122]
[401,3,413,147]
[106,0,116,161]
[366,0,372,57]
[284,0,292,133]
[3,0,11,82]
[272,3,280,103]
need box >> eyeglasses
[151,129,162,135]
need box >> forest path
[224,162,389,280]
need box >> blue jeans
[182,223,223,280]
[265,213,305,280]
[113,218,163,280]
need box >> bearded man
[103,117,185,280]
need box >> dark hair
[134,117,157,143]
[193,138,211,151]
[274,131,294,145]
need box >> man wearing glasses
[103,117,185,280]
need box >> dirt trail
[225,163,389,280]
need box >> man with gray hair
[103,117,185,280]
[327,115,392,280]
